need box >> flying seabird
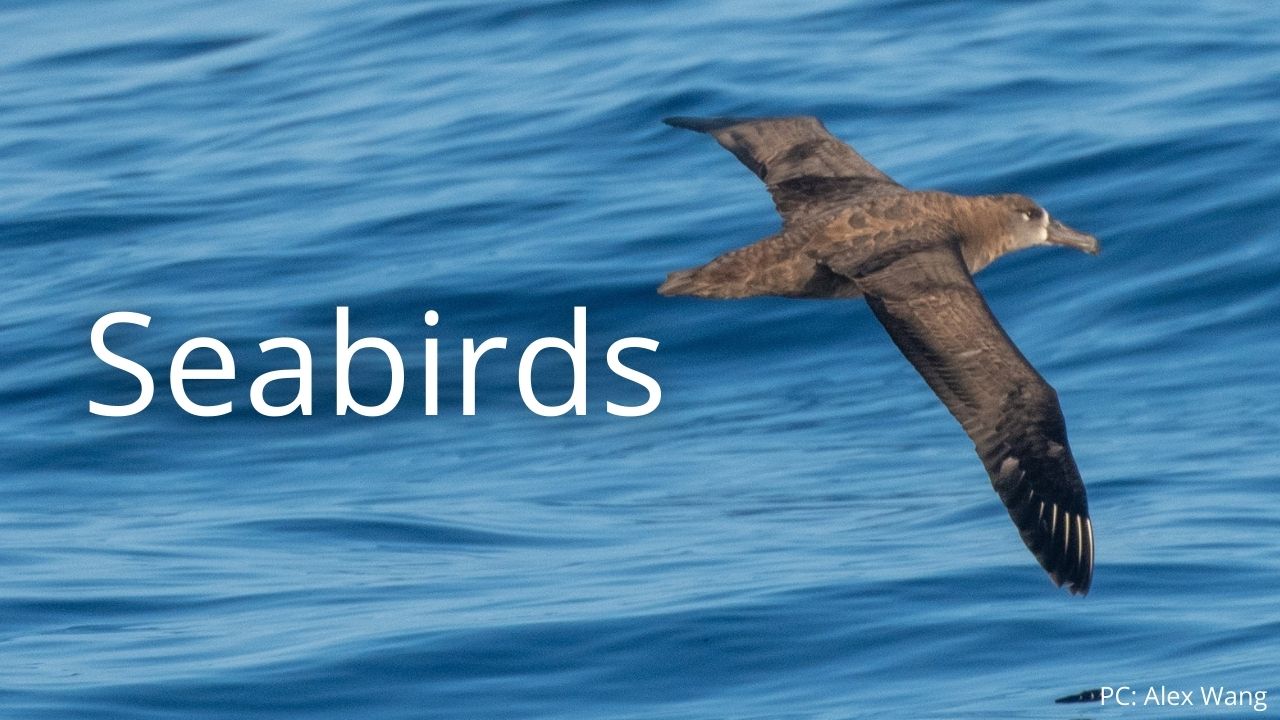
[660,115,1099,595]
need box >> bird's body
[660,115,1100,595]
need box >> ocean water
[3,1,1279,717]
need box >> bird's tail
[659,265,761,298]
[658,233,861,299]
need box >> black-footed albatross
[660,115,1099,595]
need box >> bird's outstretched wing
[664,116,903,224]
[819,238,1094,594]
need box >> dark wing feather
[664,116,903,223]
[824,240,1094,594]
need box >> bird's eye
[1020,211,1032,221]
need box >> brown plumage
[660,115,1101,595]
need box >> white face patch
[1011,208,1051,248]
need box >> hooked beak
[1048,218,1100,255]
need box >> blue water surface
[2,1,1279,717]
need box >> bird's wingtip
[1049,561,1092,597]
[1055,688,1103,704]
[662,116,743,133]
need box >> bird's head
[995,195,1100,256]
